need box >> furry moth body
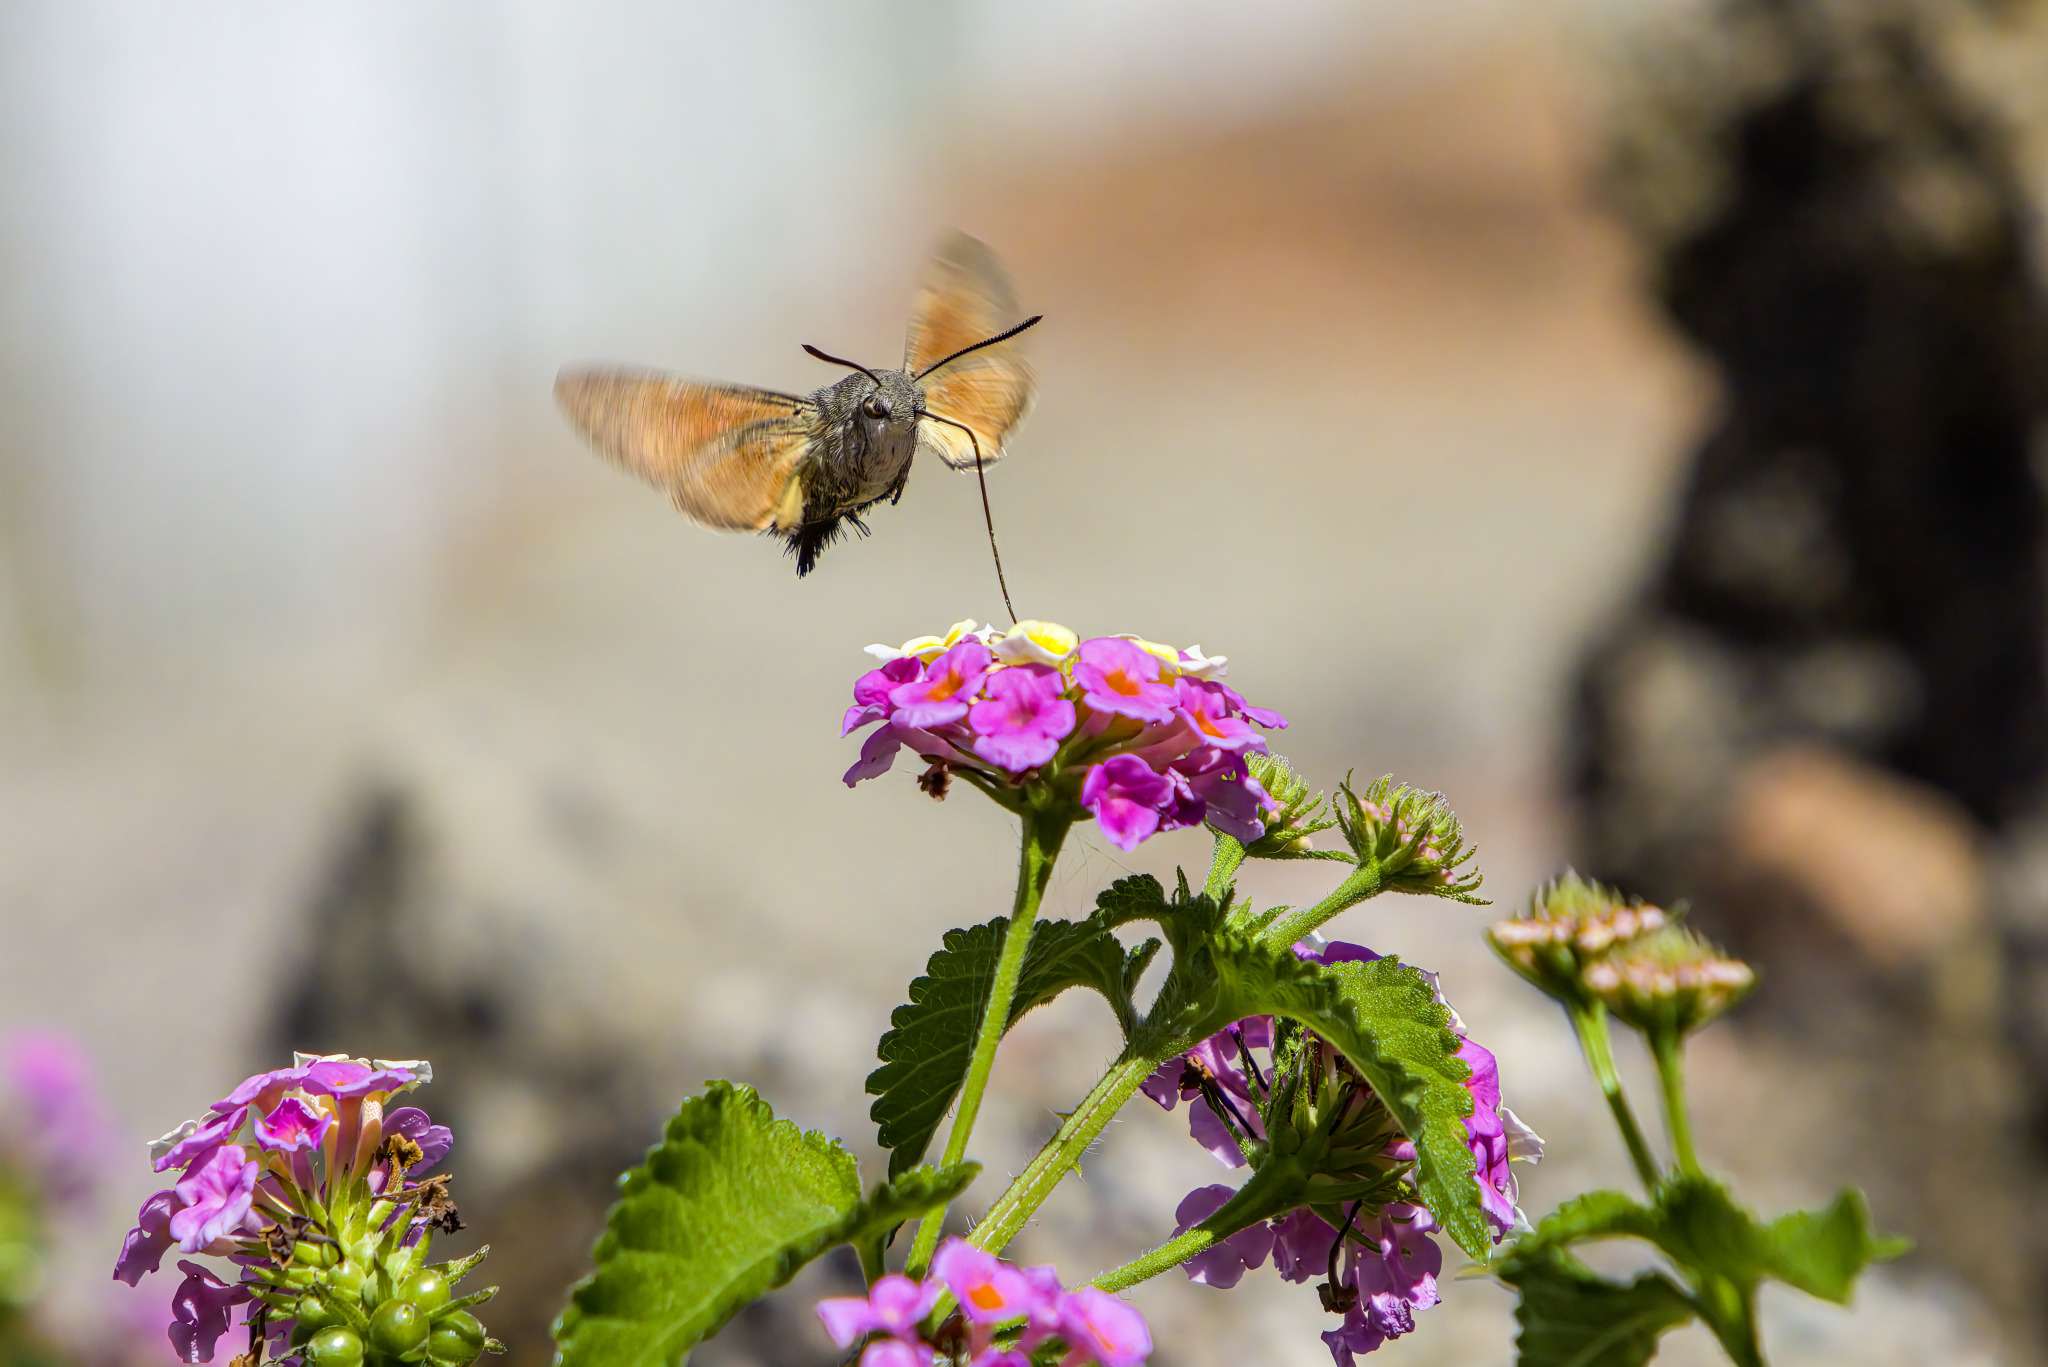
[554,232,1037,576]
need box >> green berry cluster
[271,1235,498,1367]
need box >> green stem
[1204,833,1246,902]
[1691,1272,1764,1367]
[906,809,1072,1277]
[1650,1027,1700,1177]
[1568,1002,1662,1191]
[970,1052,1158,1255]
[1260,863,1386,949]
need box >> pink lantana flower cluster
[843,620,1286,851]
[817,1238,1150,1367]
[114,1053,477,1366]
[1143,941,1542,1364]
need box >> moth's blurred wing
[554,367,815,530]
[905,233,1036,471]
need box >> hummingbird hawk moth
[554,233,1040,587]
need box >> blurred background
[0,0,2042,1363]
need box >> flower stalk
[906,808,1073,1277]
[1566,1002,1663,1191]
[969,1051,1162,1258]
[1650,1027,1701,1178]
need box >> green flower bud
[370,1300,431,1359]
[1333,775,1484,901]
[1580,926,1756,1038]
[292,1239,336,1268]
[1239,753,1338,858]
[291,1294,343,1343]
[325,1260,366,1302]
[1487,873,1668,1007]
[427,1311,487,1367]
[399,1269,451,1315]
[305,1327,366,1367]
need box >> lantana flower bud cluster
[843,620,1288,851]
[815,1237,1150,1367]
[1238,755,1337,858]
[1485,874,1672,1009]
[113,1054,498,1367]
[1141,941,1541,1365]
[1580,926,1757,1036]
[1332,778,1480,897]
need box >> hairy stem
[1568,1002,1663,1191]
[1650,1028,1700,1178]
[969,1052,1159,1256]
[1260,863,1387,950]
[907,809,1072,1277]
[1204,833,1246,902]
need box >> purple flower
[969,664,1076,771]
[1072,638,1178,724]
[1169,748,1276,844]
[166,1259,252,1364]
[212,1065,309,1114]
[1218,682,1287,730]
[859,1341,934,1367]
[888,640,990,728]
[1141,1019,1269,1167]
[384,1106,453,1172]
[1353,1205,1442,1318]
[4,1030,110,1205]
[1171,1185,1274,1288]
[252,1098,331,1155]
[1457,1038,1518,1237]
[114,1189,182,1285]
[845,657,923,736]
[1081,755,1177,852]
[168,1145,261,1251]
[816,1274,942,1349]
[1321,1311,1388,1367]
[1270,1207,1339,1284]
[298,1058,414,1099]
[154,1107,248,1174]
[932,1238,1048,1325]
[1173,679,1265,753]
[1057,1287,1152,1367]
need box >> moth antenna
[920,410,1015,624]
[801,343,885,389]
[913,314,1044,381]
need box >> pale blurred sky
[0,0,1658,715]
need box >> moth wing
[904,232,1036,471]
[554,367,815,531]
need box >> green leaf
[868,913,1147,1177]
[1201,935,1489,1259]
[1763,1189,1910,1304]
[1519,1190,1661,1250]
[554,1082,975,1367]
[1497,1245,1695,1367]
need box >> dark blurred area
[1575,0,2048,1346]
[2,2,2043,1364]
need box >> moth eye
[862,397,887,419]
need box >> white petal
[375,1058,433,1087]
[1502,1106,1545,1163]
[148,1118,200,1163]
[863,644,906,662]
